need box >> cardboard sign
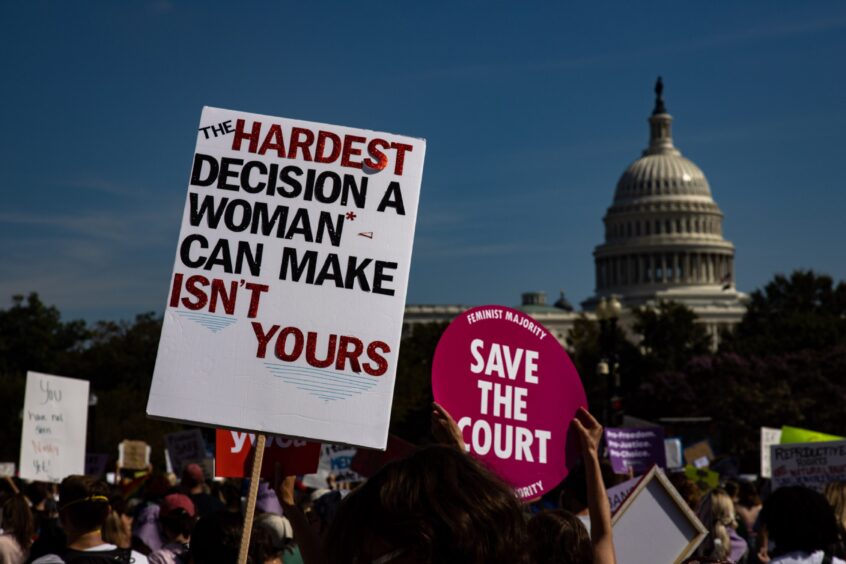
[19,372,90,483]
[85,453,109,477]
[0,463,16,477]
[119,440,151,470]
[605,427,666,474]
[215,429,320,480]
[780,425,844,445]
[682,440,713,467]
[165,429,207,475]
[611,467,707,563]
[431,305,587,501]
[146,107,426,449]
[760,427,782,479]
[771,439,846,492]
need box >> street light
[597,296,623,426]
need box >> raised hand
[431,402,466,451]
[571,406,603,456]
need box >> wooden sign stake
[237,432,267,564]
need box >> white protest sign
[301,444,363,490]
[607,476,639,514]
[760,426,782,479]
[118,440,151,470]
[664,438,683,469]
[611,467,707,564]
[0,463,16,477]
[165,429,207,475]
[19,372,89,483]
[771,439,846,492]
[147,107,425,449]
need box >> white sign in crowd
[19,371,89,483]
[147,107,426,449]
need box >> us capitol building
[404,79,747,346]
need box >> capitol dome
[588,78,746,331]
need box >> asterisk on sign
[345,211,357,220]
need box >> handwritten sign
[19,372,89,483]
[683,440,713,468]
[215,429,320,480]
[165,429,207,475]
[146,107,426,449]
[119,440,151,470]
[432,305,587,502]
[605,427,666,474]
[771,439,846,492]
[0,463,16,478]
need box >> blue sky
[1,2,845,322]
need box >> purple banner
[605,427,666,475]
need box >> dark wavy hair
[58,475,111,533]
[1,493,35,550]
[527,509,591,564]
[326,445,528,564]
[760,486,839,555]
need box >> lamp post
[597,296,623,426]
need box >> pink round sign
[432,305,587,501]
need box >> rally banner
[147,107,425,449]
[780,425,844,445]
[215,429,320,480]
[771,439,846,492]
[760,427,782,479]
[605,427,666,475]
[19,372,89,483]
[431,305,587,501]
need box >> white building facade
[404,79,746,345]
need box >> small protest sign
[146,107,426,450]
[611,466,707,563]
[664,438,683,469]
[85,453,109,477]
[431,305,587,502]
[683,440,713,468]
[607,475,640,514]
[771,439,846,492]
[165,429,207,475]
[19,372,89,483]
[780,425,844,445]
[760,427,782,479]
[605,427,666,474]
[301,444,364,489]
[215,429,320,480]
[684,465,720,490]
[119,440,151,470]
[0,463,16,478]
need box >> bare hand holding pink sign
[431,305,587,501]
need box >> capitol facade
[404,79,747,346]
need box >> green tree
[633,301,711,372]
[723,270,846,355]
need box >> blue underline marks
[264,362,379,402]
[177,311,237,333]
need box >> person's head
[58,475,111,539]
[825,481,846,530]
[695,488,736,560]
[668,472,702,511]
[527,510,591,564]
[182,464,205,492]
[327,445,528,564]
[159,493,196,542]
[189,511,242,564]
[102,493,132,548]
[723,481,739,502]
[0,492,35,550]
[737,480,761,508]
[760,486,839,555]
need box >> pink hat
[182,463,204,484]
[160,493,196,518]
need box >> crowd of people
[0,406,844,564]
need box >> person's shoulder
[130,551,150,564]
[30,555,65,564]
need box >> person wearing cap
[180,464,223,518]
[31,475,149,564]
[148,494,195,564]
